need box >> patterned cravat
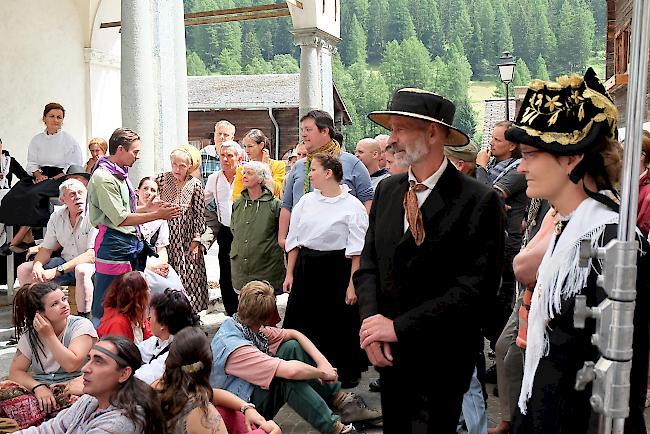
[403,181,428,246]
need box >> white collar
[203,145,217,157]
[313,184,351,203]
[408,157,448,190]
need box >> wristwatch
[56,264,65,275]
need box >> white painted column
[121,0,156,183]
[294,31,321,119]
[293,28,340,119]
[318,39,336,118]
[173,0,189,147]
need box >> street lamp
[498,51,516,121]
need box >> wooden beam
[100,2,300,29]
[186,10,291,26]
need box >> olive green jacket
[230,186,286,291]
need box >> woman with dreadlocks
[507,69,650,433]
[0,282,96,428]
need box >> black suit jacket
[355,163,505,365]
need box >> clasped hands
[359,314,397,367]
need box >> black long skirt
[283,247,368,382]
[0,166,63,227]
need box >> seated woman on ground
[0,282,97,429]
[137,177,186,295]
[23,336,165,434]
[155,326,281,434]
[136,289,199,384]
[97,271,151,342]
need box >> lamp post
[498,51,516,121]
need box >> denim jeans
[458,367,488,434]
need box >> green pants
[250,340,342,434]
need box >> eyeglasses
[521,150,542,161]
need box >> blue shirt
[281,152,373,211]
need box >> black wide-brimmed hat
[64,164,91,181]
[505,68,618,155]
[368,88,470,146]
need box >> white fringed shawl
[518,198,618,414]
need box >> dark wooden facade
[188,108,300,159]
[605,0,650,126]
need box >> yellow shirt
[232,159,286,199]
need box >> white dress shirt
[42,207,98,261]
[404,157,448,232]
[135,335,173,385]
[26,130,83,174]
[285,184,369,257]
[204,170,235,226]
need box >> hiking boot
[336,393,382,424]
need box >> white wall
[0,0,121,169]
[0,1,87,166]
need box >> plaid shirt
[200,150,220,185]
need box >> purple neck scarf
[94,157,137,213]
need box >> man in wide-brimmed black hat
[354,88,505,433]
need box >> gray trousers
[495,292,525,423]
[201,208,221,251]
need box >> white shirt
[205,170,234,226]
[135,335,173,385]
[26,130,83,174]
[140,219,170,248]
[42,207,98,261]
[202,144,217,158]
[404,158,448,232]
[285,184,369,257]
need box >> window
[614,22,631,75]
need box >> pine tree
[244,57,273,75]
[535,55,550,81]
[438,42,473,102]
[217,48,242,74]
[477,0,496,61]
[512,58,532,87]
[453,98,477,139]
[556,0,576,72]
[271,54,299,74]
[367,0,390,61]
[388,0,416,42]
[342,15,367,65]
[186,50,209,76]
[573,0,596,71]
[409,0,443,57]
[241,32,262,67]
[378,41,404,91]
[400,37,435,90]
[494,3,514,54]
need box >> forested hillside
[184,0,606,147]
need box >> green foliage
[217,48,242,74]
[342,15,367,66]
[535,55,550,81]
[183,0,605,146]
[241,32,262,67]
[186,50,209,76]
[512,58,532,87]
[244,57,273,75]
[270,54,299,74]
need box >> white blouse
[140,219,170,247]
[205,170,234,227]
[26,130,83,174]
[285,184,369,257]
[135,335,173,385]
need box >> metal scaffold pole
[573,1,650,433]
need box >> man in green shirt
[87,128,180,322]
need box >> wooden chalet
[187,74,352,159]
[605,0,650,127]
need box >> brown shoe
[488,420,511,434]
[336,393,382,424]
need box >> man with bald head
[356,138,390,194]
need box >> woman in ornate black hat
[506,68,649,433]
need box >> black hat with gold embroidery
[504,68,618,155]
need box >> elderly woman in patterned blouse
[154,145,208,313]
